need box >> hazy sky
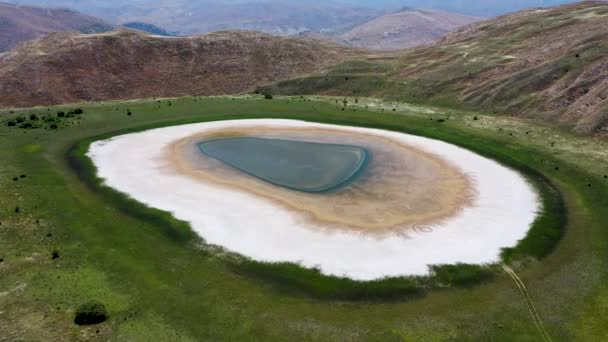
[11,0,581,16]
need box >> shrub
[15,117,25,123]
[29,114,38,121]
[50,124,58,130]
[7,121,16,127]
[57,111,66,118]
[437,119,446,123]
[73,108,84,114]
[127,111,132,116]
[15,206,19,213]
[264,93,273,100]
[74,301,108,325]
[431,264,494,286]
[19,122,33,129]
[51,250,60,259]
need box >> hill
[339,8,480,50]
[0,2,112,52]
[0,29,358,108]
[266,1,608,134]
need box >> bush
[19,122,33,129]
[264,93,273,100]
[73,108,84,114]
[431,264,494,286]
[57,111,66,118]
[15,117,25,123]
[74,301,108,325]
[50,124,58,130]
[29,114,38,121]
[7,121,16,127]
[231,259,423,300]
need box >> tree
[74,301,108,325]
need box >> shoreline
[87,119,540,280]
[167,125,475,233]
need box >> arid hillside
[0,29,357,108]
[268,1,608,134]
[0,2,112,52]
[340,8,479,50]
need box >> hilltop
[0,30,357,108]
[0,2,112,52]
[339,8,479,50]
[267,1,608,134]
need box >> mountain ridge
[0,29,359,107]
[265,1,608,134]
[339,8,480,50]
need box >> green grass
[63,96,564,301]
[1,95,607,340]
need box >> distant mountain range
[0,1,481,51]
[5,0,386,36]
[341,0,579,16]
[122,22,175,36]
[8,0,581,18]
[0,2,112,52]
[339,8,479,50]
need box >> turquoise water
[197,137,369,193]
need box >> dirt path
[502,264,552,342]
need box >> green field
[1,96,608,340]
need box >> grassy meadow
[1,95,607,340]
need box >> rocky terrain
[0,29,357,107]
[0,2,112,52]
